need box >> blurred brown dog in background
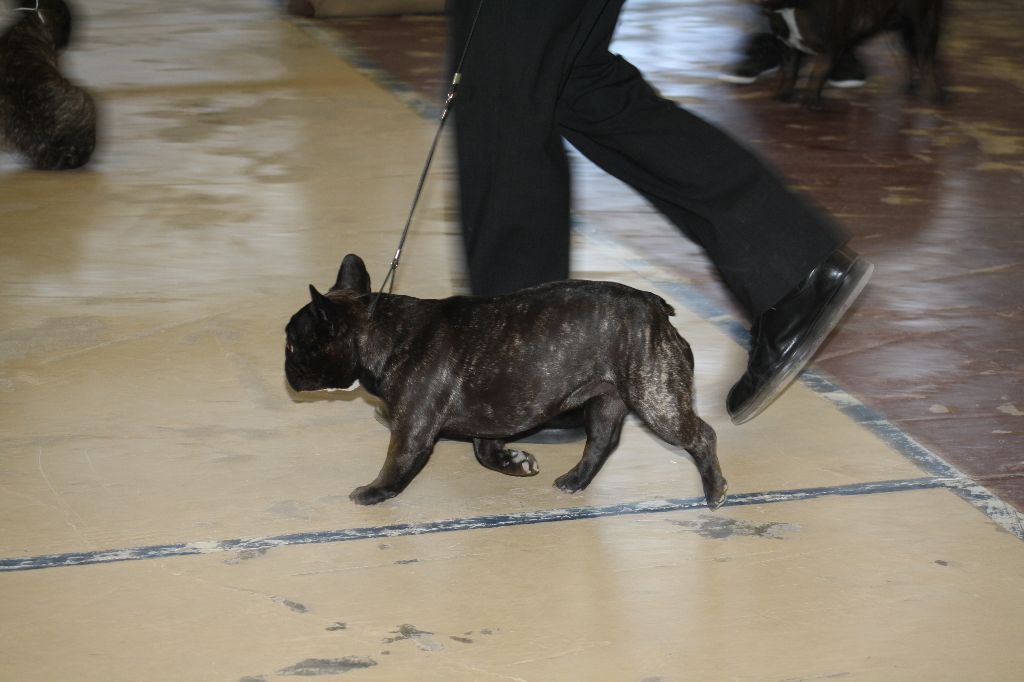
[760,0,946,107]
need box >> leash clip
[440,72,462,121]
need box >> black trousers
[450,0,846,318]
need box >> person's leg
[451,0,597,296]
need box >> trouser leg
[450,0,600,296]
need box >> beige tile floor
[2,2,1023,680]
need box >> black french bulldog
[1,0,97,169]
[760,0,946,107]
[285,254,727,509]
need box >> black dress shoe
[727,247,873,424]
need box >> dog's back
[436,280,686,375]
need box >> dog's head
[284,254,372,393]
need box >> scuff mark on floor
[277,657,377,676]
[272,596,308,613]
[669,515,800,540]
[383,624,444,651]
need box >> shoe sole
[718,66,779,85]
[827,78,866,89]
[729,257,874,425]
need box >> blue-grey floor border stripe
[0,477,969,573]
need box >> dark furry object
[760,0,946,107]
[285,254,728,508]
[1,0,96,169]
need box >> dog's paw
[504,449,540,477]
[704,479,729,511]
[349,485,396,505]
[553,470,587,494]
[476,446,540,477]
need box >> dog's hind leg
[640,402,728,510]
[553,388,628,494]
[473,438,540,477]
[685,419,728,509]
[899,19,921,95]
[803,53,835,109]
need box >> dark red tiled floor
[317,0,1024,510]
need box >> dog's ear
[334,254,371,294]
[309,285,338,326]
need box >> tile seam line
[0,477,996,573]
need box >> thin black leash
[368,0,484,317]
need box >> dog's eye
[286,342,294,354]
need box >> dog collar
[14,0,46,25]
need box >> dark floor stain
[273,597,308,613]
[450,636,473,644]
[479,628,494,635]
[383,624,433,642]
[669,515,800,540]
[225,548,268,565]
[239,677,266,682]
[935,559,949,566]
[277,657,377,676]
[383,624,444,651]
[394,559,420,565]
[327,622,347,631]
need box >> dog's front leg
[776,46,802,102]
[350,430,436,505]
[554,392,629,493]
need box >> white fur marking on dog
[776,8,817,54]
[319,380,360,393]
